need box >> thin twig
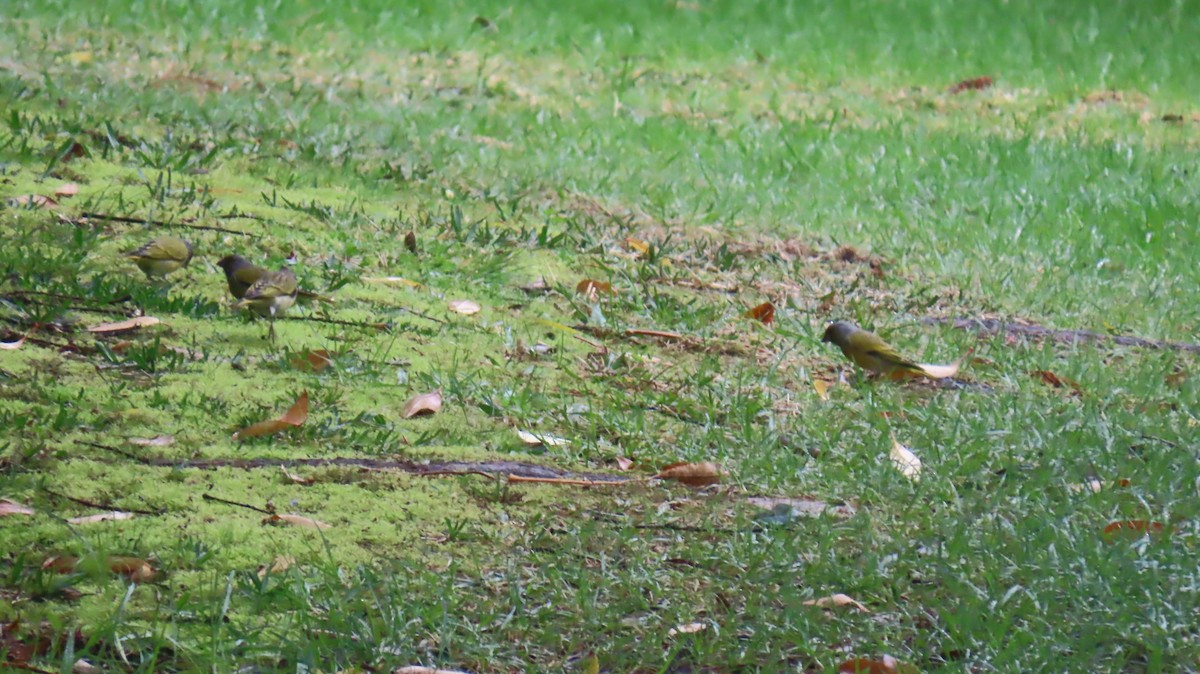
[75,212,255,237]
[280,315,391,330]
[201,493,274,514]
[43,488,164,516]
[75,440,154,463]
[2,290,131,305]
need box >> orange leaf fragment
[948,75,993,94]
[0,498,35,516]
[291,349,334,372]
[623,237,651,255]
[655,461,722,487]
[265,513,331,530]
[803,593,870,612]
[576,279,614,298]
[233,392,309,441]
[402,389,443,418]
[812,378,831,401]
[86,316,161,334]
[838,657,901,674]
[1030,369,1082,394]
[746,301,775,325]
[107,556,156,582]
[1103,520,1166,537]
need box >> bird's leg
[268,306,277,343]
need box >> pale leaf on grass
[655,461,722,487]
[803,593,870,612]
[402,389,443,418]
[72,659,101,674]
[265,513,331,530]
[615,456,635,471]
[280,465,315,485]
[516,429,570,447]
[448,299,481,315]
[257,555,295,579]
[10,194,59,209]
[393,667,473,674]
[0,498,35,517]
[86,316,162,334]
[54,183,80,197]
[129,435,174,447]
[364,276,424,288]
[667,622,708,637]
[0,335,26,350]
[233,392,309,441]
[889,435,921,481]
[67,511,134,524]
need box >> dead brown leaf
[655,461,722,487]
[67,511,134,525]
[576,279,615,298]
[402,389,443,418]
[746,301,775,325]
[393,668,473,674]
[0,498,35,517]
[233,392,309,441]
[86,316,162,334]
[10,194,59,209]
[948,75,994,94]
[257,555,295,579]
[54,183,80,197]
[1102,520,1166,537]
[280,465,315,485]
[265,513,331,530]
[1030,369,1082,394]
[623,237,651,255]
[44,556,156,582]
[803,593,870,612]
[837,655,913,674]
[290,349,334,373]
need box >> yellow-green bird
[232,267,298,342]
[217,254,331,303]
[821,321,926,378]
[125,236,194,279]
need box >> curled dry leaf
[1030,369,1082,394]
[291,349,334,373]
[10,194,59,209]
[889,436,921,481]
[746,301,775,325]
[86,316,162,334]
[265,513,331,530]
[0,498,35,517]
[257,555,295,579]
[129,435,174,447]
[448,299,481,315]
[54,183,80,197]
[803,593,870,612]
[1103,520,1166,537]
[402,389,443,419]
[667,622,708,637]
[0,335,27,350]
[233,392,309,441]
[516,429,570,447]
[576,279,614,298]
[655,461,722,487]
[280,465,315,485]
[67,511,134,525]
[616,456,635,471]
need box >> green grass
[2,0,1199,672]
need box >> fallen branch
[72,212,255,237]
[932,317,1200,354]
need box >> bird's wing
[865,344,921,371]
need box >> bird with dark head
[821,321,925,378]
[218,254,331,304]
[232,268,298,342]
[126,236,194,279]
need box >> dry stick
[74,212,255,237]
[43,488,164,516]
[930,317,1200,354]
[201,493,273,514]
[281,315,392,330]
[2,290,131,305]
[76,440,154,463]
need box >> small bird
[232,268,298,342]
[125,236,194,279]
[821,321,926,379]
[217,254,331,303]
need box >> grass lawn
[1,0,1198,671]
